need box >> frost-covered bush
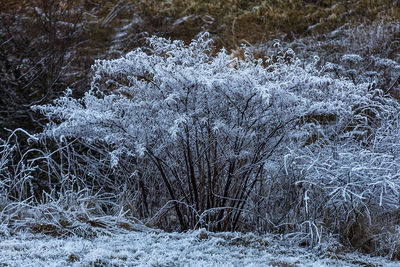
[34,32,400,242]
[256,22,400,100]
[248,22,400,252]
[289,105,400,250]
[38,33,297,231]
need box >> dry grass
[133,0,399,47]
[3,0,399,52]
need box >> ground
[0,229,397,266]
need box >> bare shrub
[0,0,87,137]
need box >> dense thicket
[0,1,91,137]
[2,31,392,256]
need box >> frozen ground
[0,229,397,267]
